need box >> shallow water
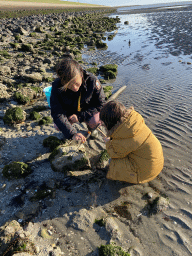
[83,8,192,169]
[82,8,192,255]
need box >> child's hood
[109,110,145,139]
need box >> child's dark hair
[100,100,127,131]
[56,54,84,89]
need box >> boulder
[15,202,41,222]
[2,161,32,180]
[0,66,11,75]
[3,107,26,125]
[15,26,28,35]
[99,64,118,73]
[0,220,23,255]
[23,73,43,83]
[49,140,91,173]
[43,58,52,64]
[148,196,169,214]
[106,217,122,242]
[0,84,11,101]
[14,86,43,104]
[43,135,64,151]
[69,207,107,232]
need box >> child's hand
[103,137,110,143]
[72,133,86,143]
[68,114,79,124]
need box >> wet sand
[81,5,192,255]
[0,2,192,256]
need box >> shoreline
[115,4,192,15]
[0,0,108,11]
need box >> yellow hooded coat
[106,110,164,184]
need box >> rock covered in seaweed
[49,140,91,173]
[99,64,118,80]
[2,161,32,180]
[3,107,26,125]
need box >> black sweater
[50,70,106,139]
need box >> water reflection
[146,8,192,56]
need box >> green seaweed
[29,32,37,37]
[14,92,30,105]
[73,157,88,169]
[31,86,42,93]
[48,146,60,162]
[38,116,53,125]
[32,105,47,112]
[44,77,54,82]
[43,136,63,151]
[2,162,32,180]
[103,85,113,92]
[2,237,37,255]
[29,111,41,120]
[3,107,25,125]
[95,218,105,227]
[100,64,118,73]
[15,34,20,40]
[10,42,20,49]
[87,67,99,75]
[20,44,33,52]
[35,26,44,33]
[104,70,117,80]
[0,50,11,58]
[98,244,130,256]
[99,150,110,163]
[95,40,108,49]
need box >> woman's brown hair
[100,100,127,131]
[56,54,84,90]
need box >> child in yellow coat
[100,100,164,184]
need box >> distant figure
[50,54,106,143]
[100,100,164,184]
[128,39,131,47]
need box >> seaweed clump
[100,64,118,80]
[29,111,41,120]
[98,244,130,256]
[87,67,99,75]
[43,135,64,151]
[103,85,113,99]
[2,161,32,180]
[38,116,53,125]
[99,150,110,163]
[95,218,105,227]
[14,92,30,105]
[3,107,26,125]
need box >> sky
[68,0,192,7]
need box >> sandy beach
[0,2,192,256]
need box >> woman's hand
[72,133,86,143]
[68,114,79,124]
[103,137,110,143]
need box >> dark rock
[0,220,23,255]
[15,202,41,222]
